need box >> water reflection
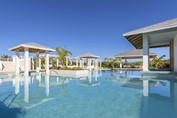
[142,78,177,118]
[15,76,20,94]
[80,70,100,86]
[45,75,49,96]
[2,70,177,118]
[24,76,29,102]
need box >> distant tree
[56,46,72,66]
[104,57,120,70]
[1,54,11,58]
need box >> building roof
[78,53,100,59]
[123,18,177,49]
[9,42,55,53]
[69,57,80,60]
[115,49,156,59]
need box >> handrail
[0,91,17,108]
[50,70,59,75]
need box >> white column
[79,59,82,68]
[119,58,122,69]
[56,59,59,67]
[174,35,177,72]
[88,58,91,70]
[66,56,68,67]
[24,47,29,77]
[94,59,98,70]
[45,51,49,75]
[15,50,20,75]
[143,34,149,71]
[70,60,72,66]
[36,52,40,72]
[76,59,78,66]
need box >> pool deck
[142,71,177,80]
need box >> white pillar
[143,34,149,71]
[76,59,78,66]
[45,51,49,75]
[66,56,68,67]
[24,47,29,77]
[70,60,72,66]
[119,58,122,69]
[36,52,40,72]
[174,35,177,72]
[88,59,91,70]
[56,59,59,67]
[79,59,82,68]
[15,50,20,75]
[94,59,98,70]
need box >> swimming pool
[0,70,177,118]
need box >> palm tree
[56,46,72,66]
[104,57,120,70]
[150,55,166,69]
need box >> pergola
[9,42,55,76]
[115,49,156,68]
[77,53,101,70]
[123,18,177,72]
[69,57,80,66]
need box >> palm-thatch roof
[9,42,55,53]
[78,53,100,59]
[115,49,156,59]
[123,18,177,49]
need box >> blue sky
[0,0,177,59]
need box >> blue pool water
[0,70,177,118]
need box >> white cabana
[77,53,100,70]
[115,49,156,69]
[123,18,177,72]
[9,42,55,76]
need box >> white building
[123,18,177,72]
